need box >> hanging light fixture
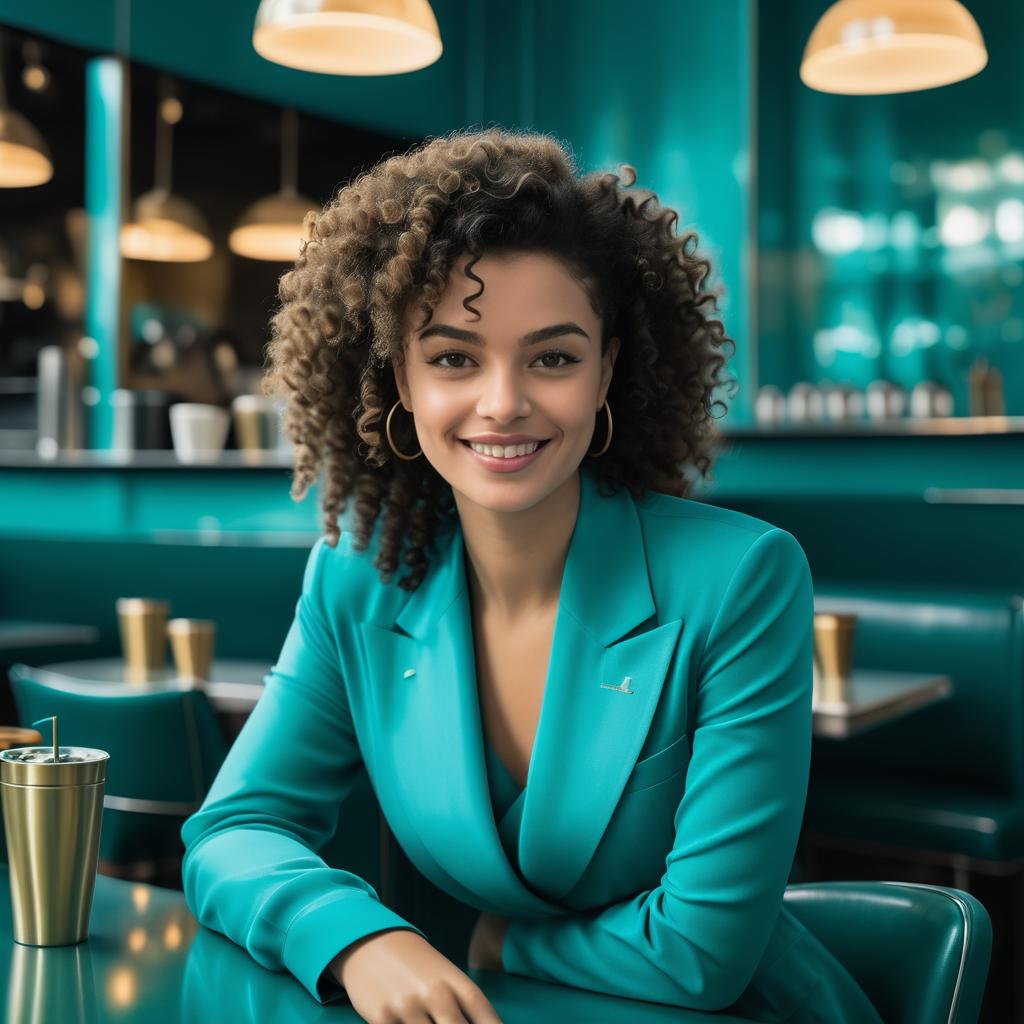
[801,0,988,95]
[252,0,443,75]
[229,107,316,261]
[0,42,53,187]
[120,75,213,262]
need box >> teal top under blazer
[180,465,884,1023]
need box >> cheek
[416,386,465,433]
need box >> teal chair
[5,664,228,886]
[784,881,991,1023]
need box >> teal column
[84,55,123,450]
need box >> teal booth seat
[804,584,1024,870]
[5,665,228,885]
[783,881,991,1024]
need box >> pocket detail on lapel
[621,731,691,794]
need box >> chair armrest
[784,881,992,1024]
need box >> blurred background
[0,1,1021,1021]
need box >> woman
[180,127,883,1024]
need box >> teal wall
[0,0,755,424]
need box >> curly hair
[260,125,738,593]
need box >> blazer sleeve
[179,536,427,1006]
[500,527,814,1012]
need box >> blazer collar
[392,466,655,645]
[359,466,683,911]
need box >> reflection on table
[0,865,753,1023]
[34,658,270,715]
[812,669,953,739]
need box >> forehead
[412,251,597,325]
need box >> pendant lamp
[120,76,213,262]
[801,0,988,95]
[0,47,52,187]
[252,0,443,76]
[229,107,316,261]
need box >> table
[812,669,953,739]
[0,865,753,1023]
[35,657,270,715]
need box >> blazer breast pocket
[621,731,691,795]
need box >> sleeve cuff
[282,892,427,1005]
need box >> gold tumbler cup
[813,612,857,704]
[116,597,169,682]
[0,745,108,946]
[167,618,216,681]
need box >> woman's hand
[467,911,509,972]
[330,927,504,1023]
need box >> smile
[460,438,551,472]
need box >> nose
[475,365,532,422]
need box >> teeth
[468,440,542,458]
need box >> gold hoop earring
[587,400,613,457]
[385,399,422,460]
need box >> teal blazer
[180,466,883,1023]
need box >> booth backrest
[811,584,1024,794]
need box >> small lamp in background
[120,75,213,262]
[252,0,443,76]
[0,42,53,187]
[801,0,988,95]
[228,107,316,262]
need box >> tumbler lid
[0,746,108,786]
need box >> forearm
[502,893,742,1012]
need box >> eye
[427,349,581,370]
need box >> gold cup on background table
[231,394,281,465]
[0,715,109,946]
[813,612,858,705]
[116,597,169,682]
[168,618,216,682]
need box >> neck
[455,470,581,624]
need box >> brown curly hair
[260,126,737,593]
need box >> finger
[453,980,504,1024]
[396,1004,434,1024]
[424,984,473,1024]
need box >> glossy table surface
[0,865,756,1023]
[811,669,953,738]
[34,659,271,715]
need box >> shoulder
[306,519,425,619]
[632,489,811,611]
[636,489,804,563]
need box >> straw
[31,716,58,762]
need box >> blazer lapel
[359,513,559,915]
[357,467,683,910]
[517,470,683,900]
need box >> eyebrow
[416,322,590,346]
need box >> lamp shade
[252,0,443,75]
[0,107,53,187]
[120,188,214,262]
[800,0,988,95]
[228,189,317,261]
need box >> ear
[392,358,412,411]
[599,336,621,403]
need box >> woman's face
[393,250,619,515]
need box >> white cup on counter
[169,403,230,464]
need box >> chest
[472,607,558,791]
